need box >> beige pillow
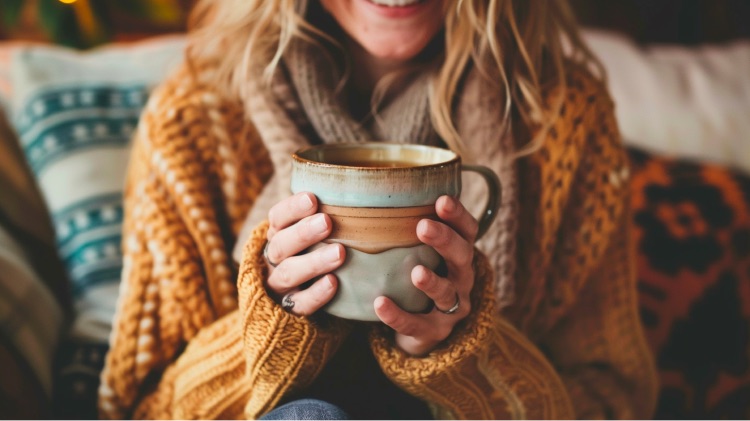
[582,28,750,173]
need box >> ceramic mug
[291,142,501,321]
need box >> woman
[99,0,658,419]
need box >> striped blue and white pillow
[10,37,185,343]
[15,84,142,342]
[7,37,184,415]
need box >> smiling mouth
[367,0,426,6]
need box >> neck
[346,37,408,96]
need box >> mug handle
[461,165,502,241]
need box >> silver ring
[281,293,295,312]
[263,241,278,268]
[435,293,460,315]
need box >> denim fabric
[261,399,349,420]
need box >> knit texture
[99,64,658,419]
[232,52,519,310]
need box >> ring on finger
[264,241,279,268]
[435,292,460,315]
[281,293,295,312]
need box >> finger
[416,219,474,280]
[267,192,317,239]
[265,213,332,267]
[283,274,338,317]
[267,243,345,294]
[435,195,479,242]
[411,265,462,315]
[374,297,451,355]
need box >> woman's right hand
[264,192,345,316]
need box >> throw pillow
[5,35,185,417]
[583,29,750,174]
[628,146,750,419]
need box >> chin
[358,35,434,62]
[321,0,445,62]
[362,44,426,61]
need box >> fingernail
[418,220,436,239]
[299,194,314,211]
[325,275,336,289]
[442,196,456,213]
[374,296,388,311]
[413,265,430,282]
[324,244,341,262]
[311,214,328,234]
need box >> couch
[0,30,748,419]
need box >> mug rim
[292,142,460,170]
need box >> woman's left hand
[374,195,478,356]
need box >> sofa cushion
[629,146,750,418]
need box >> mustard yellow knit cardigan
[98,67,658,419]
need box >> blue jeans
[261,399,349,420]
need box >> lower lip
[360,0,430,19]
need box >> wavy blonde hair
[186,0,601,156]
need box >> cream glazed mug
[291,142,501,321]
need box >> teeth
[368,0,422,7]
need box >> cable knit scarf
[232,40,519,309]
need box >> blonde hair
[186,0,601,156]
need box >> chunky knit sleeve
[98,71,350,420]
[371,71,658,419]
[370,252,575,419]
[526,76,660,419]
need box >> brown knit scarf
[233,40,519,309]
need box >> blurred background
[1,0,749,46]
[0,1,748,420]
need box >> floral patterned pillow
[628,146,750,419]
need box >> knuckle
[267,205,283,229]
[267,243,282,265]
[294,224,309,243]
[388,314,408,332]
[455,246,474,268]
[436,226,453,247]
[271,265,294,290]
[266,227,277,240]
[459,301,472,318]
[467,219,479,239]
[439,289,456,305]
